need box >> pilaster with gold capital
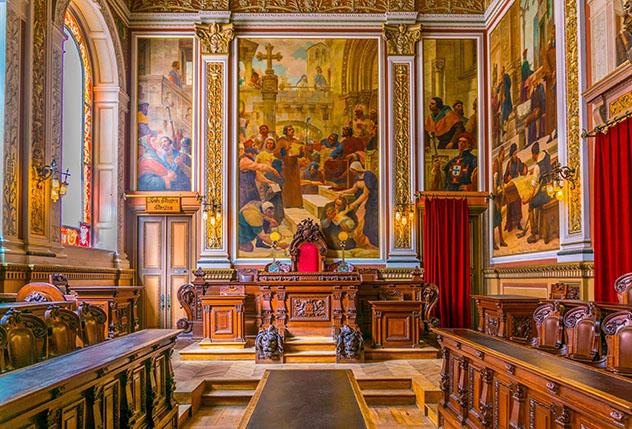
[384,23,421,266]
[196,22,233,267]
[557,0,593,262]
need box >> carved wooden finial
[383,23,422,56]
[195,22,234,55]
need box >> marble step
[202,389,255,406]
[177,404,192,428]
[357,378,412,390]
[425,402,439,427]
[283,349,337,363]
[362,388,417,405]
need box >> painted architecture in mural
[237,38,380,259]
[136,38,193,192]
[423,39,479,192]
[490,0,558,257]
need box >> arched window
[61,10,93,247]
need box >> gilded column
[384,23,421,266]
[195,22,233,267]
[1,0,24,255]
[559,0,593,261]
[26,0,53,255]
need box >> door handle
[167,294,171,310]
[173,269,188,275]
[160,294,165,310]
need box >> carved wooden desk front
[436,328,632,429]
[472,295,540,343]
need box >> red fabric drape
[594,117,632,303]
[423,198,471,328]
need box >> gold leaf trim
[394,63,412,249]
[195,22,234,56]
[564,0,582,234]
[206,62,224,249]
[383,23,422,56]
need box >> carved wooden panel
[494,380,511,429]
[60,398,86,429]
[290,296,330,321]
[528,398,552,429]
[96,379,120,429]
[213,309,234,335]
[384,315,411,341]
[125,364,147,428]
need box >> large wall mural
[422,38,479,192]
[490,0,559,257]
[237,37,380,260]
[136,37,193,192]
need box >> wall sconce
[542,162,576,201]
[394,202,415,226]
[196,193,222,226]
[35,159,71,202]
[336,231,352,272]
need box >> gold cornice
[195,22,234,56]
[609,92,632,118]
[383,23,421,56]
[129,0,484,13]
[564,0,582,234]
[484,262,594,280]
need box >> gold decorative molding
[383,24,422,56]
[3,8,20,238]
[131,0,229,13]
[484,262,594,280]
[417,0,484,14]
[393,63,412,249]
[129,0,486,13]
[30,0,48,236]
[205,62,224,249]
[564,0,582,235]
[195,267,235,281]
[195,23,234,55]
[609,92,632,118]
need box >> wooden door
[137,216,192,328]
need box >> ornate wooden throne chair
[288,218,328,272]
[615,272,632,304]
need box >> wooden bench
[436,328,632,429]
[0,329,180,428]
[0,302,107,372]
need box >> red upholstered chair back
[297,242,320,272]
[289,219,328,272]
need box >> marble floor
[173,339,443,394]
[173,339,443,428]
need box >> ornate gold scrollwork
[383,23,422,56]
[564,0,582,234]
[394,63,412,249]
[195,23,234,55]
[205,62,224,249]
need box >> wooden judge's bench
[177,220,439,360]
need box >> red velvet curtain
[594,117,632,302]
[423,198,471,328]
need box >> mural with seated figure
[237,37,380,260]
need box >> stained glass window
[61,11,92,247]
